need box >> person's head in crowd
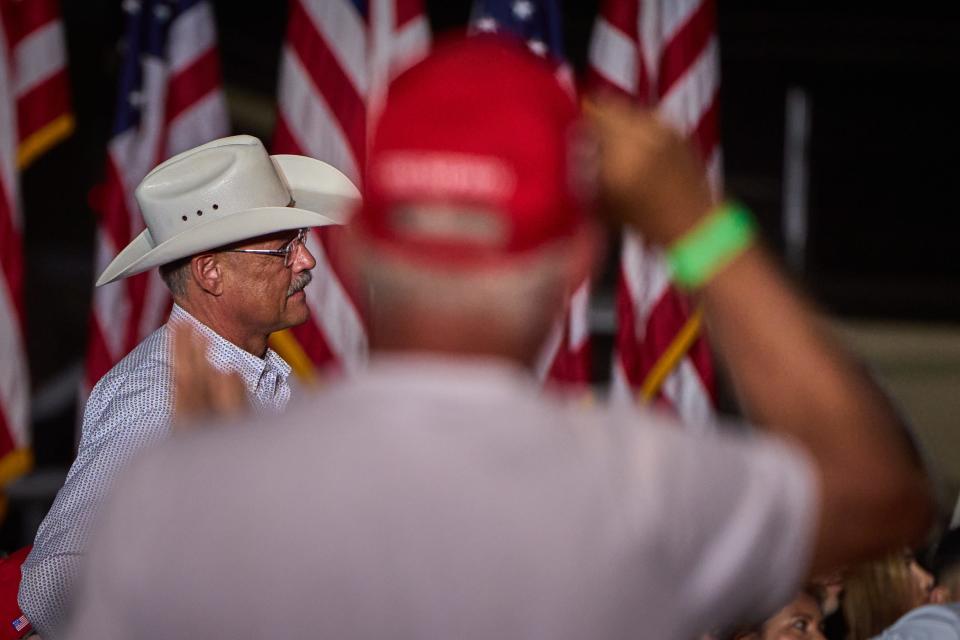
[97,135,359,355]
[726,587,825,640]
[843,550,934,640]
[348,34,598,366]
[930,528,960,603]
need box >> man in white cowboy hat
[18,135,359,638]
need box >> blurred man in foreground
[68,36,933,640]
[21,135,358,638]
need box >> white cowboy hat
[96,135,360,286]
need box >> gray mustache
[287,270,313,296]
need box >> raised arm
[590,99,935,576]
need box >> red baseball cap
[0,546,32,639]
[355,35,591,265]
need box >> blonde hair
[842,553,918,640]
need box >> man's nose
[292,235,317,270]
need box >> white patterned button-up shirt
[18,304,292,638]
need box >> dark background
[4,1,959,545]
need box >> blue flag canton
[113,0,198,135]
[469,0,567,63]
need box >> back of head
[351,35,593,361]
[844,553,923,640]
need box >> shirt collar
[168,305,292,392]
[362,352,535,398]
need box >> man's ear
[190,253,224,296]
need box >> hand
[586,96,715,246]
[171,322,248,430]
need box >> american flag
[468,0,591,387]
[269,0,429,379]
[84,0,228,395]
[11,614,30,633]
[589,0,719,427]
[0,0,72,484]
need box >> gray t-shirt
[67,355,817,640]
[876,604,960,639]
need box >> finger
[172,323,197,416]
[585,95,660,139]
[210,371,248,418]
[172,322,213,429]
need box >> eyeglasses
[225,229,307,267]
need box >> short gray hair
[360,244,568,342]
[158,257,191,297]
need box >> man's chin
[280,295,310,328]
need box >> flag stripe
[94,158,135,260]
[0,266,27,453]
[270,0,429,376]
[166,88,228,157]
[0,33,19,233]
[659,0,703,50]
[1,0,71,466]
[85,0,228,406]
[392,14,430,70]
[16,68,71,148]
[0,0,60,45]
[288,1,367,167]
[592,0,719,423]
[167,1,218,74]
[84,306,116,389]
[688,88,720,164]
[165,48,221,125]
[0,405,15,457]
[0,187,24,324]
[297,0,369,98]
[395,0,423,28]
[277,49,362,183]
[302,228,366,371]
[13,20,67,96]
[657,0,714,99]
[658,37,719,140]
[588,19,639,96]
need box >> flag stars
[122,0,141,15]
[475,16,497,32]
[512,0,534,20]
[527,39,547,56]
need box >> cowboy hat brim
[96,155,359,286]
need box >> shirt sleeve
[880,603,960,639]
[633,421,819,636]
[19,369,172,639]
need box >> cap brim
[97,155,361,286]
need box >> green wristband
[666,203,756,290]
